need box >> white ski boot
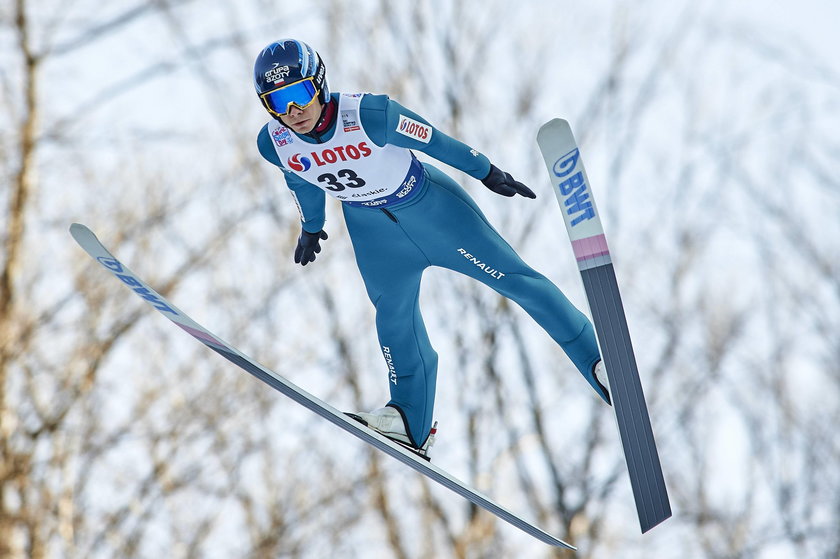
[593,360,612,405]
[346,406,437,460]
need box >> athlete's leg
[399,165,606,401]
[342,205,438,446]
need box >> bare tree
[0,1,354,558]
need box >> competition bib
[268,93,422,207]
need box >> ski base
[537,119,672,533]
[582,263,671,532]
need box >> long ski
[536,119,672,533]
[69,223,576,549]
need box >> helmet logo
[265,63,291,85]
[287,154,312,172]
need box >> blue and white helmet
[254,39,329,117]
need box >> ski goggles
[260,77,320,116]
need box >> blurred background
[2,1,838,557]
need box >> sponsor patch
[396,115,432,143]
[341,109,360,132]
[456,248,506,280]
[287,143,372,170]
[271,126,293,147]
[383,346,397,385]
[287,153,312,172]
[95,257,178,314]
[264,63,290,85]
[552,148,595,226]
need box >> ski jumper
[258,93,602,447]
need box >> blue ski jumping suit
[258,92,603,447]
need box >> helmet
[254,39,329,117]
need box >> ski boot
[592,360,612,405]
[346,406,437,461]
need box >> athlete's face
[279,99,323,134]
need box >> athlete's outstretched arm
[360,95,534,198]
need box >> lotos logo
[287,153,312,172]
[552,148,595,226]
[396,115,432,143]
[288,143,373,172]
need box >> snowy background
[1,1,839,558]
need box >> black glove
[481,165,536,199]
[294,229,328,266]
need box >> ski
[536,119,672,533]
[69,223,576,550]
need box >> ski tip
[69,224,104,254]
[69,223,92,243]
[69,222,87,234]
[537,118,571,139]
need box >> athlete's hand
[294,229,328,266]
[481,165,536,199]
